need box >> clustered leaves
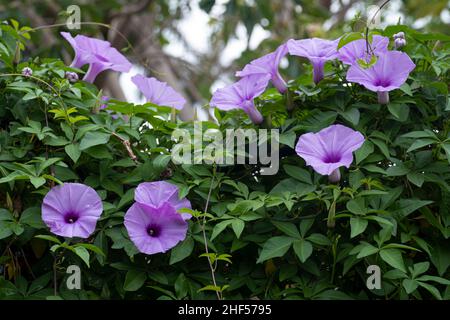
[0,20,449,300]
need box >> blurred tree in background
[0,0,448,119]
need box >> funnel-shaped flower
[134,181,192,220]
[131,75,186,110]
[287,38,339,84]
[210,74,270,124]
[124,202,188,255]
[295,124,364,182]
[41,183,103,238]
[338,35,389,65]
[346,51,415,104]
[236,43,288,93]
[61,32,132,83]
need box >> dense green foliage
[0,21,449,300]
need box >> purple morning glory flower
[41,183,103,238]
[295,124,365,182]
[346,50,415,104]
[61,32,132,83]
[338,35,389,65]
[131,75,186,110]
[134,181,192,220]
[124,202,188,255]
[210,74,271,124]
[287,38,339,84]
[236,43,289,93]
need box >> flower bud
[65,71,79,83]
[21,67,32,77]
[393,32,405,39]
[394,38,406,49]
[328,168,341,183]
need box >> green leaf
[19,207,45,229]
[279,131,296,148]
[341,108,360,126]
[35,235,61,244]
[337,32,364,49]
[170,237,195,265]
[399,83,413,96]
[395,199,433,217]
[30,176,46,189]
[231,219,245,238]
[418,282,442,300]
[210,220,232,241]
[306,233,331,246]
[387,103,409,121]
[123,270,147,291]
[73,246,90,267]
[174,273,188,299]
[402,279,419,294]
[407,172,425,187]
[257,236,294,263]
[346,198,367,215]
[380,249,406,272]
[355,140,374,164]
[65,144,81,163]
[0,223,13,239]
[79,132,110,150]
[386,163,410,176]
[430,243,450,276]
[371,138,390,158]
[406,139,436,153]
[355,243,379,258]
[401,130,437,139]
[272,220,301,239]
[442,143,450,164]
[74,243,105,256]
[417,275,450,285]
[299,218,314,237]
[350,217,368,238]
[283,165,312,184]
[153,154,171,170]
[293,239,313,263]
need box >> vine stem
[111,132,139,164]
[364,0,391,55]
[200,166,222,300]
[53,255,58,296]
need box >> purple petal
[124,202,188,255]
[288,38,339,60]
[210,74,270,111]
[210,75,269,124]
[236,43,288,92]
[338,35,389,65]
[210,84,242,111]
[238,74,271,100]
[295,124,364,176]
[346,51,415,92]
[288,38,339,83]
[41,183,103,238]
[61,32,132,83]
[131,75,186,110]
[135,181,192,220]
